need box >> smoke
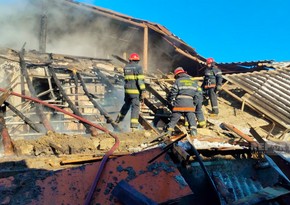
[0,0,134,59]
[0,0,39,49]
[0,0,175,74]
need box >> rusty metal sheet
[0,148,192,205]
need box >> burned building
[0,0,290,205]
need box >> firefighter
[164,67,199,137]
[184,79,206,128]
[202,58,223,115]
[115,53,145,131]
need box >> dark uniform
[195,87,206,127]
[184,78,206,128]
[202,59,223,114]
[165,68,199,136]
[115,53,145,130]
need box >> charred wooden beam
[92,68,115,91]
[145,83,170,108]
[77,73,121,131]
[71,71,79,108]
[0,48,112,76]
[221,122,260,149]
[39,14,47,53]
[111,54,128,64]
[48,66,98,136]
[148,133,187,163]
[172,143,191,165]
[138,113,159,134]
[19,46,53,132]
[143,92,183,133]
[4,102,40,133]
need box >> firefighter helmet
[174,67,186,76]
[206,58,214,64]
[129,53,140,61]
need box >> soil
[0,129,159,171]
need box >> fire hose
[0,88,120,205]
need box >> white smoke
[0,0,132,59]
[0,0,174,73]
[0,0,39,49]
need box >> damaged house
[0,0,290,204]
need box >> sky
[78,0,290,63]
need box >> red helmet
[129,53,140,61]
[174,67,186,76]
[206,58,214,64]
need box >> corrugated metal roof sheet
[224,67,290,129]
[218,60,273,75]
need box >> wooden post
[39,14,47,53]
[143,25,148,72]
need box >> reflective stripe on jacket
[202,66,223,90]
[167,73,198,112]
[123,61,145,95]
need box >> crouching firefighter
[164,67,199,137]
[115,53,145,131]
[202,57,223,115]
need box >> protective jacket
[202,65,223,89]
[123,61,145,95]
[167,73,198,112]
[116,61,145,129]
[202,64,223,114]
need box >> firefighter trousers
[206,88,219,114]
[118,93,140,128]
[167,111,197,135]
[195,93,205,123]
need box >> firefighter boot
[190,129,197,136]
[212,107,219,115]
[115,114,124,123]
[188,129,197,142]
[198,120,207,128]
[162,126,174,138]
[131,128,138,132]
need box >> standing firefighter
[115,53,145,131]
[202,58,223,115]
[165,67,199,137]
